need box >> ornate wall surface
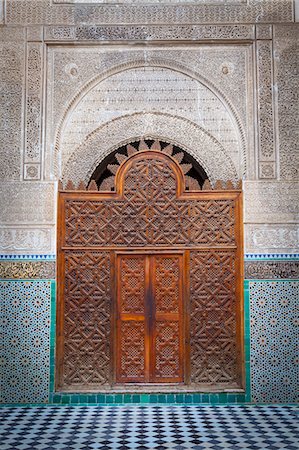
[0,0,298,404]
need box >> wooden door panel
[152,255,183,382]
[116,255,148,382]
[116,253,184,383]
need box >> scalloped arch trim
[62,112,238,185]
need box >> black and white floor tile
[0,405,298,449]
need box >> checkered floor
[0,405,298,449]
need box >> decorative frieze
[245,260,299,279]
[274,25,299,180]
[0,261,55,279]
[0,227,54,254]
[44,24,255,41]
[245,224,299,253]
[5,0,294,26]
[256,40,276,179]
[244,182,299,224]
[53,0,247,3]
[24,42,44,180]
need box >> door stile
[152,254,184,383]
[144,255,152,383]
[183,250,191,385]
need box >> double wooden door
[116,253,185,383]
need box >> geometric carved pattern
[120,257,145,314]
[154,255,182,382]
[155,257,179,314]
[116,253,183,383]
[97,141,201,192]
[0,280,51,404]
[190,251,239,384]
[64,156,236,248]
[62,251,110,387]
[119,321,146,381]
[155,321,180,381]
[250,281,299,403]
[59,151,242,389]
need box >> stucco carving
[62,112,238,185]
[0,30,25,181]
[0,183,55,224]
[0,261,55,279]
[0,227,54,254]
[274,25,299,180]
[26,26,44,42]
[45,24,255,41]
[244,182,299,224]
[255,24,272,40]
[53,0,247,3]
[256,40,276,179]
[245,224,299,253]
[244,260,299,280]
[59,66,242,175]
[5,1,294,26]
[0,1,3,24]
[47,47,249,181]
[24,42,43,180]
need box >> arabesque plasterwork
[0,227,54,254]
[0,261,55,279]
[46,46,250,182]
[0,3,297,255]
[61,112,238,186]
[5,1,294,26]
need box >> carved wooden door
[57,144,244,392]
[116,253,184,383]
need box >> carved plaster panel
[0,28,25,181]
[60,67,241,172]
[0,261,55,279]
[245,260,299,279]
[46,45,251,180]
[62,112,238,185]
[24,42,44,180]
[44,24,255,41]
[245,224,299,254]
[5,1,294,26]
[0,183,55,224]
[53,0,247,3]
[244,181,299,224]
[0,1,3,24]
[273,25,299,180]
[255,24,272,40]
[0,227,55,254]
[256,40,276,179]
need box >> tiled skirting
[247,280,299,403]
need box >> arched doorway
[56,140,244,391]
